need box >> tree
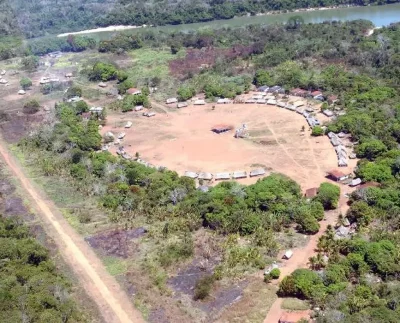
[21,55,39,71]
[312,126,324,136]
[356,139,387,161]
[297,214,320,234]
[177,85,196,101]
[20,77,32,90]
[346,201,374,227]
[75,101,89,114]
[66,86,83,99]
[88,62,118,81]
[356,161,393,183]
[254,70,273,86]
[315,183,340,210]
[278,268,324,299]
[117,79,135,94]
[274,61,306,89]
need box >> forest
[5,14,400,323]
[0,0,398,38]
[0,216,85,322]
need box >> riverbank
[254,4,357,17]
[57,25,148,37]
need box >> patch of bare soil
[0,113,44,143]
[85,227,147,258]
[148,307,170,323]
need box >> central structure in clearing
[211,124,233,134]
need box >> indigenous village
[1,18,400,323]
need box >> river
[158,3,400,32]
[67,3,400,40]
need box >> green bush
[264,273,272,283]
[20,77,32,90]
[193,275,215,300]
[270,268,281,279]
[177,85,196,101]
[311,126,324,136]
[278,268,325,299]
[66,86,82,99]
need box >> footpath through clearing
[0,140,144,323]
[263,191,353,323]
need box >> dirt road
[263,190,352,323]
[0,141,144,323]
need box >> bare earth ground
[103,97,357,189]
[0,139,144,323]
[102,97,358,322]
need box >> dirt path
[263,120,309,181]
[0,141,144,323]
[263,190,352,323]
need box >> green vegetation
[7,11,400,322]
[312,126,324,136]
[0,216,84,322]
[177,85,196,101]
[20,77,32,90]
[2,0,396,39]
[315,183,340,210]
[23,100,40,114]
[193,275,215,300]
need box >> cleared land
[0,139,144,323]
[103,98,357,189]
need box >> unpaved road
[263,191,353,323]
[0,141,144,323]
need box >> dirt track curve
[0,140,144,323]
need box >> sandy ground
[102,99,356,190]
[57,25,144,37]
[0,139,144,323]
[102,97,358,322]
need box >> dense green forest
[0,216,85,322]
[0,0,398,38]
[14,17,400,321]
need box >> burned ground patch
[0,113,44,143]
[198,280,248,316]
[169,257,246,316]
[85,227,147,258]
[148,307,170,323]
[169,260,214,297]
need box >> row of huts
[184,168,266,180]
[327,132,351,167]
[289,88,339,104]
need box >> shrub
[193,275,215,300]
[278,268,325,299]
[66,86,82,99]
[264,274,272,283]
[23,100,40,114]
[20,77,32,90]
[312,126,324,136]
[158,237,193,267]
[177,85,196,101]
[270,268,281,279]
